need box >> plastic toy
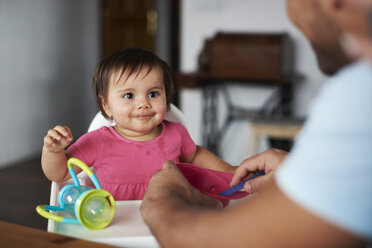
[36,158,116,230]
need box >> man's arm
[141,161,365,248]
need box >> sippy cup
[36,158,116,230]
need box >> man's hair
[93,47,174,119]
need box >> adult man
[141,0,372,247]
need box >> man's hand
[230,148,288,194]
[141,161,221,226]
[43,125,73,153]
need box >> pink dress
[67,120,196,200]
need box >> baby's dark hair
[93,47,175,119]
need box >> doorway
[101,0,179,67]
[101,0,180,101]
[101,0,155,57]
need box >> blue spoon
[219,171,265,196]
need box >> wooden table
[0,220,119,248]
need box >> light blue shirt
[276,60,372,239]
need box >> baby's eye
[148,91,160,98]
[123,93,134,99]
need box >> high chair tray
[47,167,245,248]
[48,200,159,248]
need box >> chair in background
[246,116,304,157]
[176,32,296,155]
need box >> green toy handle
[67,158,101,189]
[36,205,79,225]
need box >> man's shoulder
[309,61,372,126]
[331,60,372,88]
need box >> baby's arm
[180,145,236,173]
[41,125,74,182]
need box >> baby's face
[103,66,167,140]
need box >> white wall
[179,0,329,164]
[0,0,330,168]
[0,0,100,168]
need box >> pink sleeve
[67,129,103,168]
[172,122,196,157]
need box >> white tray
[47,174,159,248]
[47,173,244,248]
[48,200,159,248]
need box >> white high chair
[47,104,188,248]
[87,103,189,132]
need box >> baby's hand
[43,125,73,153]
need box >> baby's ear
[99,95,111,119]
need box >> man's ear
[99,95,112,118]
[331,0,342,9]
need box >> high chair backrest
[87,103,189,132]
